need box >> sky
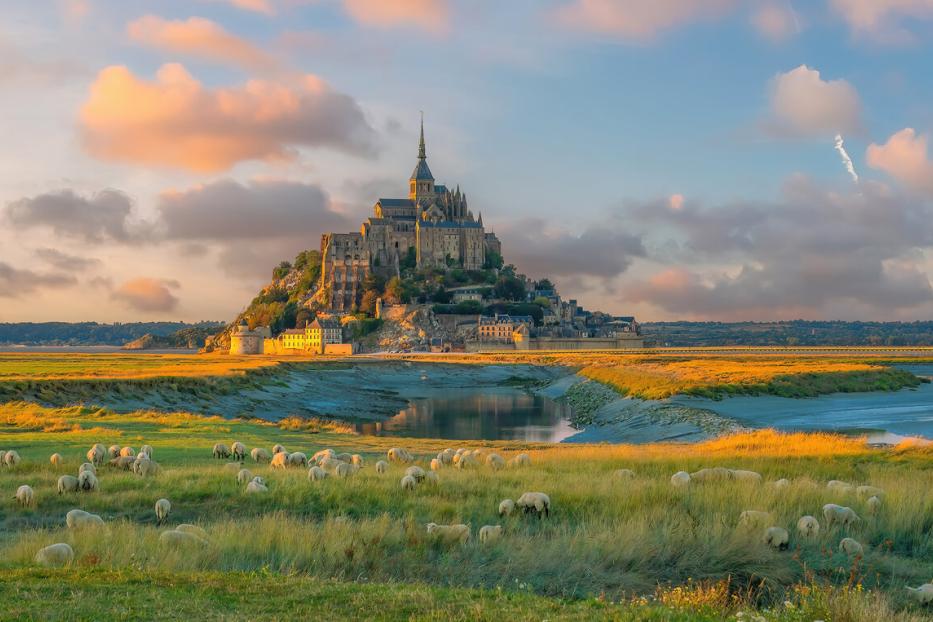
[2,0,933,323]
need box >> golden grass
[0,353,286,381]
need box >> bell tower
[409,114,435,202]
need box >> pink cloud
[78,63,376,172]
[751,2,800,41]
[342,0,449,33]
[830,0,933,41]
[553,0,737,41]
[867,128,933,195]
[204,0,275,15]
[127,15,275,71]
[768,65,861,136]
[111,277,180,312]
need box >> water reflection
[353,390,576,441]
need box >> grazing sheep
[906,584,933,605]
[87,444,106,465]
[34,543,74,567]
[236,468,253,485]
[175,524,209,540]
[405,466,426,482]
[731,469,763,484]
[690,467,733,482]
[771,478,790,490]
[78,471,99,492]
[109,456,135,470]
[671,471,691,487]
[66,509,104,529]
[272,444,287,455]
[4,450,21,467]
[246,476,268,494]
[159,529,208,548]
[58,475,80,494]
[823,504,860,528]
[738,510,772,529]
[425,522,470,545]
[375,460,389,474]
[516,492,551,518]
[857,485,884,498]
[140,444,154,459]
[400,475,417,491]
[351,454,364,467]
[485,453,505,470]
[508,453,531,468]
[135,457,159,478]
[425,471,439,485]
[108,445,121,459]
[15,484,34,507]
[499,499,515,517]
[78,462,96,476]
[270,451,288,470]
[455,454,479,470]
[430,458,441,471]
[287,452,308,467]
[250,447,271,462]
[827,480,855,494]
[866,495,882,515]
[50,453,63,466]
[388,447,414,463]
[308,466,327,481]
[614,469,636,480]
[763,526,790,550]
[335,452,353,463]
[438,450,453,465]
[334,462,352,478]
[311,448,334,463]
[231,442,247,461]
[479,525,502,545]
[212,443,230,459]
[839,537,863,557]
[797,515,820,539]
[119,447,135,458]
[155,498,172,525]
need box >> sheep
[499,499,515,517]
[287,452,308,467]
[159,529,208,548]
[375,460,389,474]
[405,466,426,482]
[516,492,551,518]
[108,456,135,470]
[78,471,99,492]
[839,537,863,557]
[771,478,791,490]
[738,510,772,529]
[334,462,352,478]
[823,504,860,528]
[827,480,854,494]
[15,484,34,507]
[311,448,334,463]
[906,584,933,605]
[455,454,479,470]
[425,522,470,545]
[387,447,413,463]
[866,495,882,515]
[438,450,453,465]
[87,444,106,465]
[155,498,172,525]
[34,543,74,567]
[246,476,268,494]
[508,453,531,468]
[140,444,154,459]
[212,443,230,459]
[66,509,104,529]
[58,475,80,494]
[78,462,96,476]
[690,467,733,482]
[351,454,364,467]
[3,450,21,467]
[485,453,505,470]
[856,485,884,498]
[272,444,287,455]
[50,453,63,466]
[425,471,439,485]
[614,469,636,480]
[479,525,502,545]
[136,457,160,478]
[400,475,417,491]
[236,468,253,485]
[671,471,691,487]
[797,515,820,539]
[132,454,147,474]
[763,526,790,550]
[231,441,247,461]
[108,445,121,459]
[175,524,209,540]
[251,447,271,462]
[308,466,327,481]
[731,469,763,484]
[119,447,135,458]
[335,452,353,463]
[430,458,441,471]
[270,451,288,470]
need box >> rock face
[364,305,450,352]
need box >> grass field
[1,402,932,620]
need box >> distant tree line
[0,322,224,346]
[642,321,933,347]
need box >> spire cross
[418,111,426,160]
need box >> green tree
[272,261,292,280]
[494,274,526,301]
[359,290,379,316]
[533,296,551,308]
[384,276,413,304]
[432,287,452,304]
[483,251,503,270]
[535,279,554,291]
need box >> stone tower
[409,115,435,202]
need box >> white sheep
[827,480,855,494]
[335,452,353,463]
[375,460,389,474]
[15,484,34,507]
[175,524,209,540]
[763,526,789,550]
[236,468,253,485]
[839,537,863,556]
[66,509,104,529]
[159,529,208,547]
[438,450,453,465]
[119,447,135,458]
[87,444,106,465]
[508,453,531,468]
[485,453,505,470]
[140,444,154,458]
[856,485,884,498]
[516,492,551,518]
[823,504,860,528]
[50,453,63,466]
[78,471,99,492]
[866,495,882,515]
[425,471,439,485]
[155,498,171,525]
[430,458,441,471]
[108,445,121,459]
[730,469,762,484]
[246,476,268,494]
[311,448,334,463]
[479,524,502,545]
[387,447,413,463]
[212,443,230,459]
[771,478,790,490]
[272,444,287,455]
[351,454,364,467]
[405,466,426,482]
[738,510,772,529]
[4,450,21,467]
[334,462,352,478]
[690,467,733,482]
[425,522,470,545]
[455,454,479,470]
[58,475,80,494]
[287,452,308,467]
[400,474,417,491]
[270,451,288,470]
[308,466,327,481]
[906,584,933,605]
[251,447,271,462]
[797,515,820,539]
[109,456,135,470]
[498,499,515,517]
[136,458,160,478]
[231,441,247,461]
[671,471,691,487]
[34,543,74,567]
[614,469,636,480]
[78,462,96,475]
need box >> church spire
[418,111,426,160]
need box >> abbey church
[320,122,501,310]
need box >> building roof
[411,158,434,181]
[377,198,414,208]
[418,219,482,229]
[281,329,305,335]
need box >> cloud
[127,16,275,71]
[830,0,933,41]
[34,248,101,272]
[866,128,933,195]
[5,189,136,243]
[111,277,180,312]
[202,0,274,14]
[0,262,77,298]
[342,0,449,33]
[553,0,737,41]
[751,2,801,41]
[79,63,377,172]
[767,65,861,137]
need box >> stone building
[477,314,534,342]
[274,318,344,354]
[320,120,501,310]
[229,321,270,355]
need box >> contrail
[834,134,859,184]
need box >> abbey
[320,121,501,310]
